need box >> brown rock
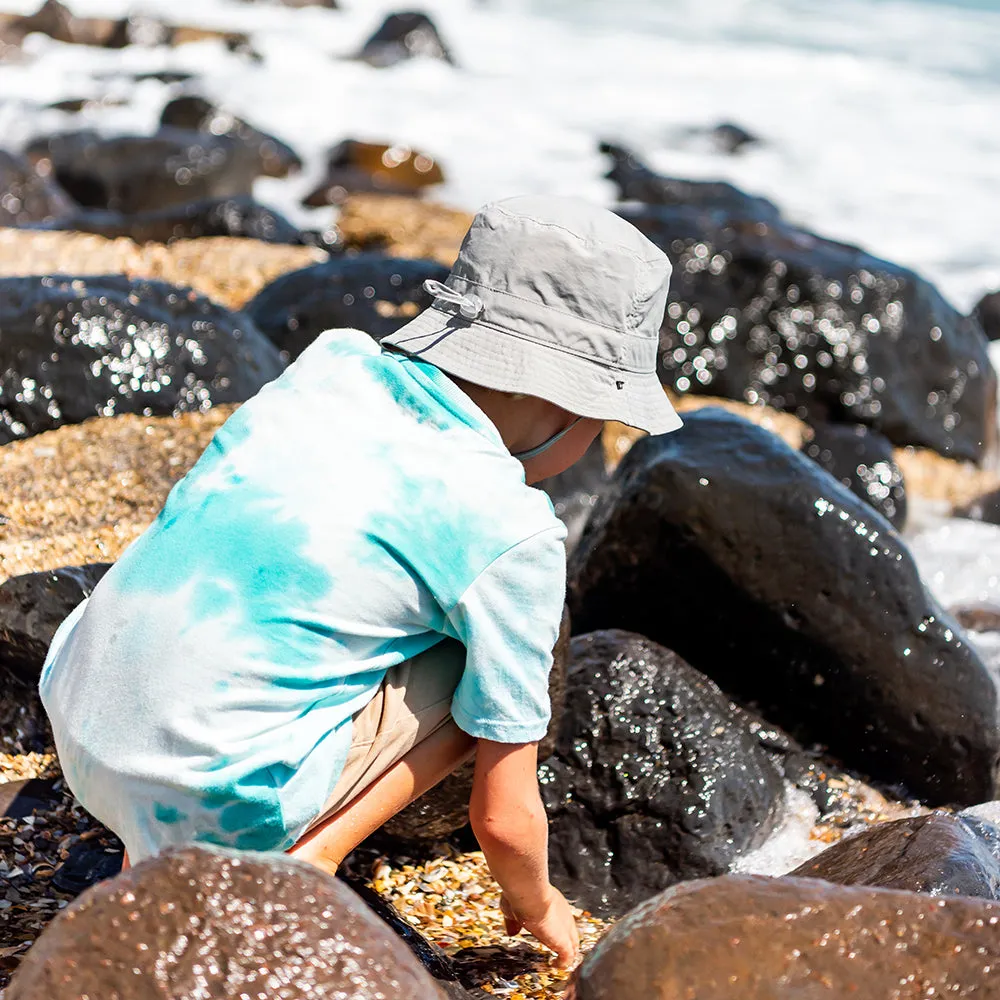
[7,845,447,1000]
[0,408,232,582]
[0,228,325,310]
[336,194,472,266]
[789,812,1000,899]
[570,873,1000,1000]
[304,140,444,206]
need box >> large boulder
[611,151,995,461]
[6,845,447,1000]
[570,873,1000,1000]
[160,96,302,179]
[357,12,454,67]
[0,274,283,444]
[790,812,1000,899]
[540,630,784,917]
[245,254,447,359]
[0,151,75,226]
[25,129,272,215]
[974,290,1000,341]
[0,564,111,684]
[382,607,572,842]
[303,139,445,207]
[568,408,1000,806]
[801,422,906,529]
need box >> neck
[450,378,570,454]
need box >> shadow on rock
[568,408,1000,807]
[0,274,284,444]
[540,629,785,917]
[569,873,1000,1000]
[6,845,449,999]
[790,811,1000,899]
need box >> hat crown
[445,195,671,369]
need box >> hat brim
[381,305,683,436]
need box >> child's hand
[501,884,581,969]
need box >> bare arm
[469,739,580,968]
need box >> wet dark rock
[568,408,1000,807]
[160,95,302,179]
[25,129,272,215]
[790,812,1000,899]
[540,630,784,918]
[7,845,448,999]
[34,196,310,246]
[570,873,1000,1000]
[0,150,75,226]
[52,840,125,896]
[245,254,447,360]
[687,121,761,155]
[974,291,1000,341]
[357,11,454,67]
[539,436,610,553]
[0,564,111,685]
[601,142,780,220]
[0,777,60,819]
[612,157,995,460]
[303,139,444,206]
[0,274,284,444]
[383,608,572,842]
[128,70,195,84]
[801,423,906,529]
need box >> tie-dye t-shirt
[39,329,567,861]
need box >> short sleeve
[447,524,567,743]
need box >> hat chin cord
[511,417,582,461]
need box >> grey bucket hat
[381,195,682,435]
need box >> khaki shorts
[304,639,466,832]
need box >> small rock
[7,845,448,999]
[790,812,1000,899]
[304,139,444,206]
[160,95,302,179]
[568,409,1000,806]
[25,129,271,215]
[51,840,124,896]
[973,291,1000,341]
[0,0,119,47]
[955,486,1000,524]
[0,564,111,684]
[0,274,284,444]
[357,11,454,67]
[0,777,60,819]
[541,630,785,917]
[801,423,907,529]
[0,150,75,226]
[245,253,447,360]
[601,141,780,219]
[699,121,761,155]
[571,873,1000,1000]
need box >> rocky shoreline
[3,2,1000,998]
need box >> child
[39,195,681,968]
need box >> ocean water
[0,0,998,312]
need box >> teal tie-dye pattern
[38,328,566,862]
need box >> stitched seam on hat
[490,203,665,265]
[455,277,652,342]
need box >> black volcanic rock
[25,129,271,215]
[246,254,448,360]
[0,274,284,444]
[540,630,784,917]
[974,291,1000,342]
[607,147,995,462]
[0,564,111,685]
[568,408,1000,806]
[7,846,448,1000]
[0,150,75,226]
[801,423,906,529]
[358,11,454,67]
[571,874,1000,1000]
[790,812,1000,899]
[160,96,302,179]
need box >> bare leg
[288,720,476,876]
